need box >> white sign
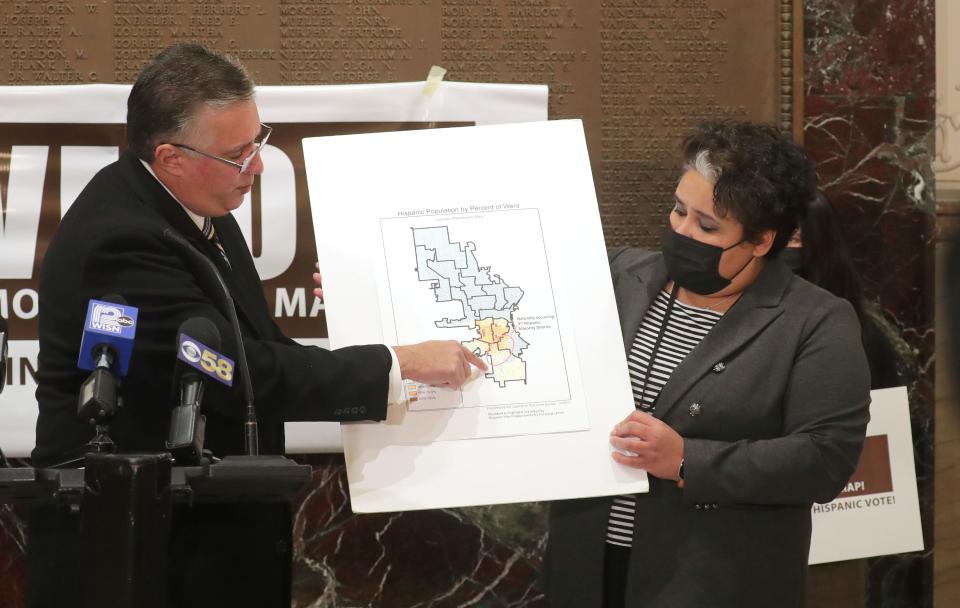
[304,119,646,512]
[0,82,548,458]
[808,386,924,564]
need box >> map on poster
[382,209,571,415]
[413,225,530,389]
[377,207,580,439]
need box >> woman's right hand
[609,410,684,482]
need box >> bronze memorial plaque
[0,0,800,341]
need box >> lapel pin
[712,361,726,373]
[688,402,702,417]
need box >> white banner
[0,82,548,458]
[809,386,924,564]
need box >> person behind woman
[786,192,907,608]
[543,121,871,608]
[783,190,903,389]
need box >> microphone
[167,317,233,464]
[77,295,139,424]
[0,316,7,394]
[160,227,259,456]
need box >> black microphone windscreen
[100,293,127,305]
[172,317,222,389]
[176,317,221,351]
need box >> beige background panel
[937,0,960,200]
[0,0,798,248]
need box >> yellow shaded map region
[463,317,528,387]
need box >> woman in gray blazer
[544,122,871,608]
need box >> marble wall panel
[805,0,934,97]
[291,456,547,607]
[804,1,935,607]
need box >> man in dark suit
[28,43,484,607]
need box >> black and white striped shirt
[606,289,722,548]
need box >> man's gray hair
[127,43,254,162]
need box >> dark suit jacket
[544,248,871,608]
[28,153,392,607]
[34,152,391,466]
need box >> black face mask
[781,247,804,273]
[661,227,753,295]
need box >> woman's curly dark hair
[681,121,818,256]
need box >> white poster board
[303,120,646,512]
[808,386,924,564]
[0,81,547,457]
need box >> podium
[0,454,312,608]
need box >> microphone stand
[160,228,259,455]
[78,346,121,455]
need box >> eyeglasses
[172,123,272,174]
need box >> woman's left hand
[610,410,684,482]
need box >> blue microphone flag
[77,299,139,376]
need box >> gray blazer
[544,247,871,608]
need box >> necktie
[201,218,231,269]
